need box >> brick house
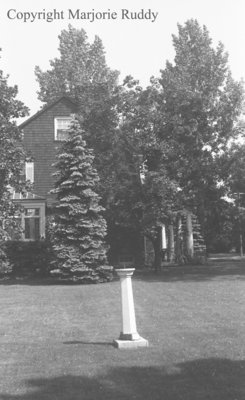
[13,96,77,241]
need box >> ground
[0,258,245,399]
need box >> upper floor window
[54,117,72,141]
[25,161,34,183]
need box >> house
[13,96,77,241]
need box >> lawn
[0,260,245,399]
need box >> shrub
[0,245,12,276]
[0,240,54,277]
[207,235,233,253]
[50,265,114,284]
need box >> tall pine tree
[50,117,110,282]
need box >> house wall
[22,98,77,206]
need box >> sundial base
[113,336,149,349]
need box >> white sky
[0,0,245,117]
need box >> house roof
[19,95,77,128]
[11,192,46,201]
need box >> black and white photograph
[0,0,245,398]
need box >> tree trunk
[197,195,206,242]
[186,211,194,259]
[153,228,162,273]
[168,222,175,262]
[176,213,184,264]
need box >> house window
[24,208,40,240]
[25,162,34,183]
[54,117,72,141]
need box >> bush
[50,265,114,284]
[0,240,54,277]
[207,235,233,253]
[0,239,114,283]
[0,245,12,276]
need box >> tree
[0,50,29,243]
[105,77,181,269]
[35,25,118,105]
[110,20,244,264]
[35,26,135,265]
[50,117,110,282]
[35,27,178,268]
[35,25,120,204]
[154,19,244,240]
[224,141,245,254]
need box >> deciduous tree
[0,50,29,243]
[155,19,244,240]
[35,25,119,200]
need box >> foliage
[0,240,53,277]
[206,142,245,253]
[35,25,119,201]
[227,142,245,195]
[35,28,148,264]
[35,26,179,267]
[152,19,244,240]
[35,25,119,105]
[0,245,12,275]
[50,117,110,282]
[104,77,181,267]
[109,20,244,263]
[34,22,245,265]
[0,49,29,243]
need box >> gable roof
[19,96,77,129]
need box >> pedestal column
[114,268,149,349]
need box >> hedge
[0,240,113,283]
[0,240,53,277]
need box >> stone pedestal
[114,268,149,349]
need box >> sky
[0,0,245,118]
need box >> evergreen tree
[50,117,110,282]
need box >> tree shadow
[1,260,245,285]
[134,260,245,282]
[1,358,245,399]
[0,277,113,286]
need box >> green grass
[0,260,245,399]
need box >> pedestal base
[119,332,140,341]
[113,336,149,349]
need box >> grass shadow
[63,340,114,347]
[134,260,245,282]
[1,358,244,399]
[0,277,112,286]
[1,259,245,285]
